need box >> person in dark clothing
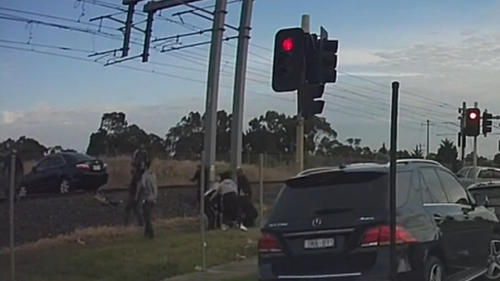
[135,160,158,238]
[132,144,149,176]
[124,145,149,226]
[2,149,23,201]
[236,167,257,228]
[191,164,210,207]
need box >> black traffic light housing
[271,28,306,92]
[298,84,325,119]
[482,110,493,136]
[464,108,480,137]
[318,38,338,83]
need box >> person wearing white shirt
[209,171,239,228]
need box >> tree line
[2,110,500,171]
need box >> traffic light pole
[473,101,478,183]
[295,14,310,174]
[461,102,466,167]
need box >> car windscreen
[270,171,390,220]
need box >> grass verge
[0,218,259,281]
[224,274,258,281]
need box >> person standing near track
[135,160,158,239]
[124,144,149,226]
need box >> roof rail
[297,166,335,176]
[396,159,443,166]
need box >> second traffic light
[271,28,306,92]
[298,84,325,119]
[483,110,493,136]
[464,108,480,137]
[318,38,338,83]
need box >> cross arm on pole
[143,0,202,13]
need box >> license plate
[304,238,335,249]
[93,165,101,171]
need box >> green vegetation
[0,219,259,281]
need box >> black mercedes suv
[258,159,500,281]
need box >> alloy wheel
[486,240,500,280]
[60,180,70,194]
[429,263,442,281]
[18,186,27,197]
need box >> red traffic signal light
[468,111,478,120]
[464,108,480,137]
[282,38,294,52]
[271,27,305,92]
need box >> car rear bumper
[258,249,419,281]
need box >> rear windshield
[270,171,411,220]
[66,153,95,163]
[469,186,500,202]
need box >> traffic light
[298,84,325,119]
[464,108,480,137]
[271,28,306,92]
[318,39,338,83]
[483,110,493,136]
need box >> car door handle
[433,214,443,223]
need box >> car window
[396,171,412,207]
[36,158,52,170]
[492,170,500,179]
[67,153,94,163]
[469,186,500,205]
[435,169,470,205]
[270,172,389,221]
[269,171,412,222]
[51,156,64,166]
[457,167,471,178]
[466,168,478,179]
[479,169,494,179]
[419,168,448,204]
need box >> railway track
[0,182,283,247]
[0,180,284,203]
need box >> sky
[1,0,500,157]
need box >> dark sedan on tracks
[17,152,108,197]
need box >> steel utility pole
[295,14,309,174]
[230,0,254,176]
[461,101,466,167]
[473,101,478,182]
[202,0,228,172]
[426,119,430,158]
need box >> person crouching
[210,171,238,229]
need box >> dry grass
[23,156,296,188]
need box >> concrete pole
[230,0,254,175]
[202,0,228,171]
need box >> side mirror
[474,193,490,207]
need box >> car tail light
[76,163,90,170]
[360,225,416,247]
[258,233,282,253]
